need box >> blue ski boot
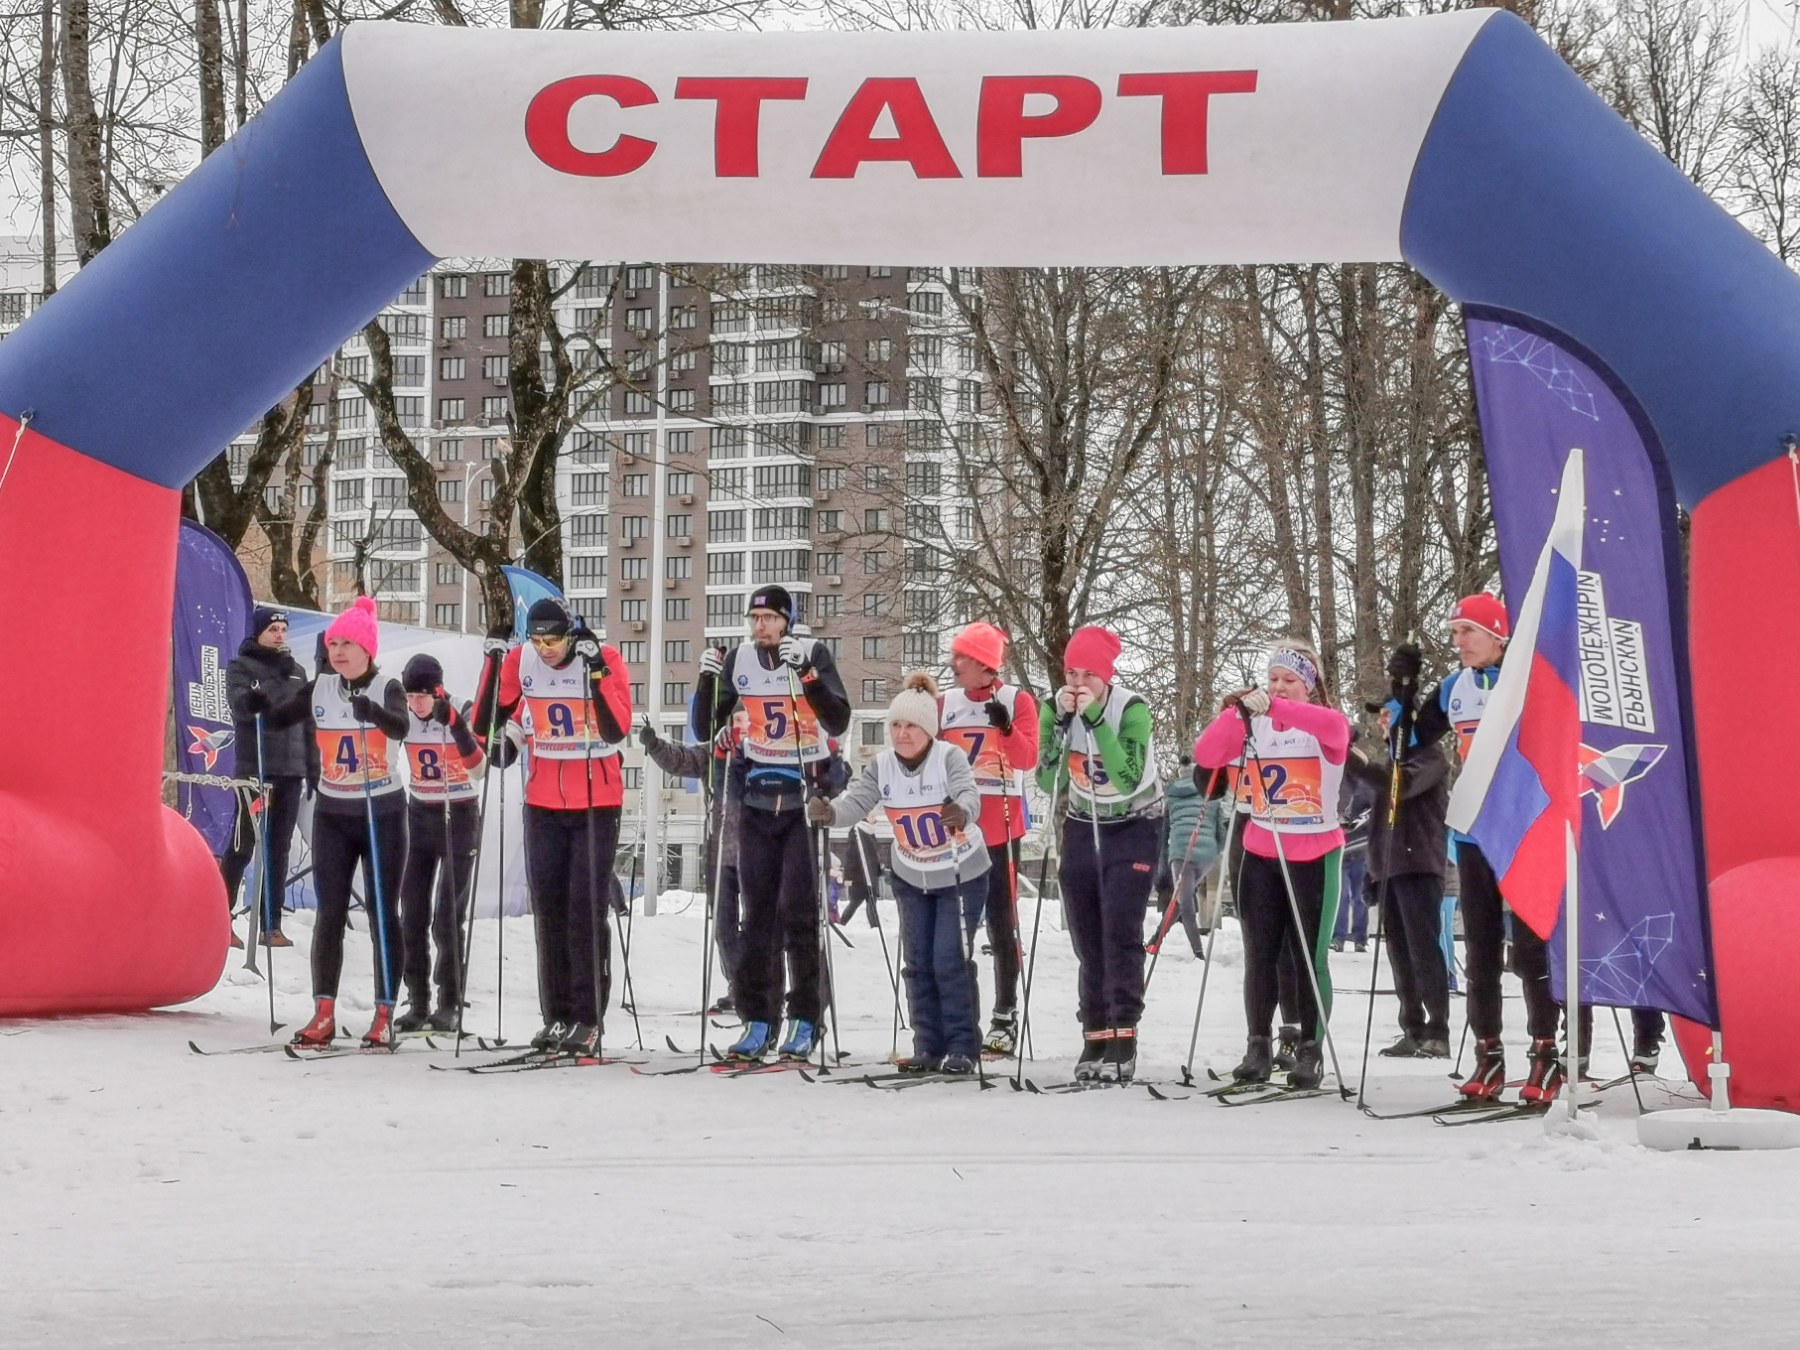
[725,1020,776,1061]
[777,1018,819,1060]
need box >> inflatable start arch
[2,12,1796,1105]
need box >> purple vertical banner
[1465,311,1716,1026]
[172,519,255,856]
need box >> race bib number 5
[746,696,825,763]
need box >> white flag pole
[1564,820,1580,1123]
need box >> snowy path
[5,905,1799,1348]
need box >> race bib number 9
[745,696,826,764]
[1243,756,1326,826]
[524,694,597,757]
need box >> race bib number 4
[1242,756,1325,826]
[318,728,394,791]
[886,804,979,870]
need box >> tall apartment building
[211,259,994,889]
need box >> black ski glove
[1387,643,1423,688]
[350,693,377,724]
[984,697,1013,735]
[637,722,659,750]
[239,686,270,716]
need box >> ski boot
[983,1011,1019,1057]
[726,1020,776,1061]
[777,1018,819,1060]
[1074,1028,1112,1082]
[1289,1039,1324,1090]
[290,997,336,1049]
[426,1005,460,1035]
[1231,1035,1273,1083]
[1457,1037,1506,1100]
[530,1021,570,1053]
[260,930,293,948]
[1414,1036,1451,1059]
[939,1052,977,1076]
[1519,1036,1564,1105]
[1379,1034,1422,1058]
[1630,1040,1661,1075]
[1273,1024,1300,1072]
[1100,1026,1137,1085]
[361,1004,395,1051]
[560,1023,601,1056]
[707,994,737,1016]
[896,1053,943,1074]
[393,1001,432,1035]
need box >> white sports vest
[313,676,402,801]
[402,711,480,802]
[518,643,618,762]
[732,645,827,766]
[1443,667,1495,764]
[939,684,1024,796]
[1064,685,1162,820]
[877,741,980,882]
[1239,716,1344,834]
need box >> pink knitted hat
[325,595,380,658]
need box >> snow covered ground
[6,900,1800,1349]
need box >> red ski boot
[1519,1037,1565,1105]
[291,997,335,1049]
[361,1004,396,1051]
[1457,1037,1506,1100]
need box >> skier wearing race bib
[292,596,411,1051]
[937,622,1040,1056]
[473,598,632,1057]
[1403,591,1578,1103]
[692,585,852,1062]
[810,672,988,1074]
[1194,638,1351,1090]
[1035,626,1164,1084]
[392,653,486,1036]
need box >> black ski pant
[400,796,479,1010]
[1059,813,1159,1029]
[735,804,823,1026]
[523,803,621,1028]
[1238,848,1341,1043]
[702,816,743,1000]
[1381,870,1451,1042]
[1228,819,1301,1027]
[220,776,304,932]
[1460,842,1561,1041]
[981,838,1023,1015]
[311,799,407,1003]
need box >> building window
[819,382,847,408]
[433,602,461,628]
[813,593,840,618]
[866,338,892,363]
[441,316,466,340]
[575,265,614,297]
[570,514,607,545]
[865,380,890,408]
[335,479,364,508]
[665,555,692,579]
[862,592,888,618]
[708,552,745,583]
[438,477,462,503]
[663,681,692,706]
[865,465,891,491]
[752,549,811,583]
[484,272,511,296]
[816,467,845,492]
[394,356,427,387]
[667,471,694,496]
[667,514,693,538]
[438,398,464,422]
[903,632,939,666]
[618,641,648,665]
[480,478,497,502]
[864,550,887,574]
[569,556,607,587]
[620,600,648,623]
[440,274,468,299]
[620,472,649,498]
[864,508,890,533]
[481,396,508,420]
[669,388,697,413]
[621,515,648,542]
[669,305,698,329]
[908,289,944,316]
[483,355,510,380]
[483,313,510,338]
[707,593,744,625]
[709,510,746,543]
[869,266,893,278]
[440,357,466,381]
[816,552,842,576]
[627,265,656,290]
[817,510,842,534]
[435,562,459,586]
[861,678,886,702]
[665,598,690,621]
[755,380,805,415]
[620,556,649,581]
[624,391,653,415]
[862,636,886,660]
[572,473,607,506]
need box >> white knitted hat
[888,671,940,737]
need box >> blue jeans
[1333,853,1369,944]
[895,875,984,1059]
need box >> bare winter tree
[1730,44,1800,263]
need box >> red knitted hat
[1063,625,1121,683]
[325,595,380,658]
[950,622,1008,673]
[1450,593,1510,642]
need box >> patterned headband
[1269,648,1319,691]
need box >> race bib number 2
[1243,756,1325,826]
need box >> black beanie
[401,653,444,694]
[746,585,794,626]
[526,597,572,636]
[252,605,289,639]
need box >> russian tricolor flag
[1448,449,1586,940]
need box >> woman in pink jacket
[1194,639,1350,1090]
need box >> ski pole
[616,808,645,1049]
[1143,768,1221,1004]
[1242,716,1351,1100]
[454,646,504,1056]
[815,820,843,1073]
[1180,804,1241,1085]
[355,717,396,1018]
[995,763,1024,1047]
[696,663,728,1059]
[1611,1007,1647,1115]
[581,647,610,1059]
[786,658,839,1069]
[960,870,992,1090]
[1356,684,1415,1110]
[854,824,906,1051]
[1012,738,1065,1092]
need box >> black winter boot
[1232,1035,1273,1083]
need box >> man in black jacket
[1345,698,1452,1058]
[221,606,319,947]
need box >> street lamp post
[461,456,497,633]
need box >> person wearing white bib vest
[692,585,852,1063]
[1035,625,1164,1085]
[1195,638,1351,1091]
[291,597,411,1052]
[473,598,632,1058]
[811,673,988,1074]
[937,621,1039,1056]
[393,653,486,1036]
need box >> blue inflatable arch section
[1,11,1796,1105]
